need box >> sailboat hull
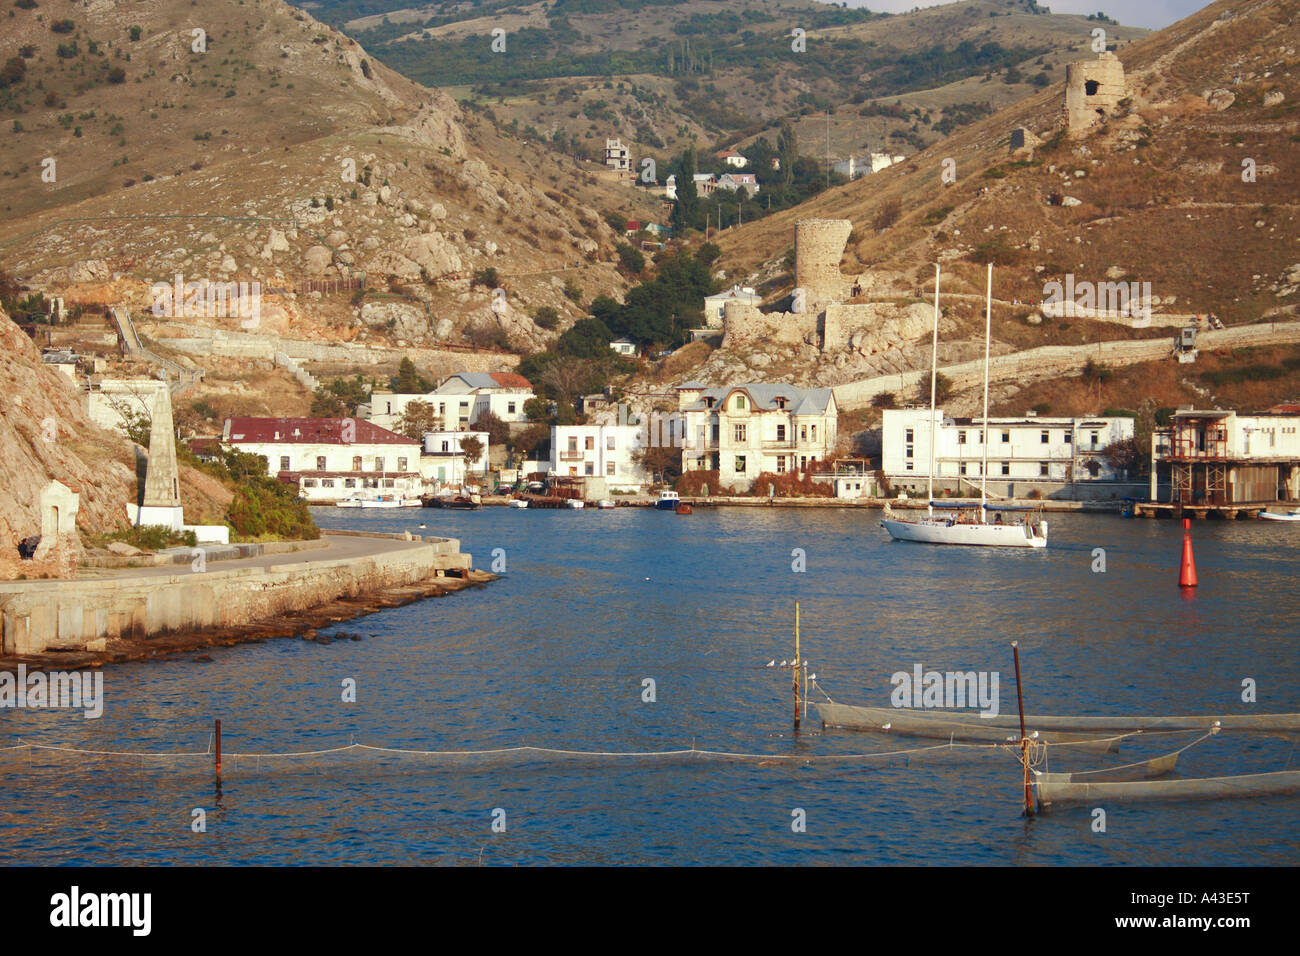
[881,517,1047,548]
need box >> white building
[870,152,906,174]
[222,417,423,504]
[550,423,648,491]
[703,286,762,328]
[718,148,748,168]
[604,138,631,173]
[370,372,533,433]
[881,408,1134,495]
[610,338,637,356]
[422,429,491,487]
[677,383,838,491]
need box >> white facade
[550,424,648,491]
[604,138,631,172]
[717,173,759,195]
[422,430,491,486]
[223,418,422,504]
[371,374,533,433]
[610,338,637,356]
[719,149,748,168]
[677,384,838,491]
[881,408,1134,487]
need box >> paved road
[75,533,433,581]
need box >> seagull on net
[765,660,775,668]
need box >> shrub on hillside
[675,469,731,496]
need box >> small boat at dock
[565,499,585,509]
[1259,507,1300,521]
[596,499,615,509]
[655,490,680,511]
[675,502,693,514]
[508,498,529,509]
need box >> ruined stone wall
[795,219,853,309]
[1065,53,1126,136]
[721,302,816,350]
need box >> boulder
[1264,90,1285,107]
[403,232,463,278]
[1206,89,1236,111]
[302,246,332,275]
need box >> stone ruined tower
[794,219,853,313]
[1064,52,1126,137]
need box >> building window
[906,462,914,472]
[776,424,786,442]
[508,402,517,415]
[303,479,316,488]
[777,457,786,473]
[606,461,615,476]
[585,462,594,476]
[1002,430,1010,443]
[345,478,356,488]
[800,425,808,442]
[735,396,746,410]
[906,444,914,459]
[568,437,578,453]
[905,428,914,443]
[1001,462,1010,476]
[1064,433,1072,445]
[383,479,395,488]
[1040,463,1049,477]
[958,431,966,445]
[960,462,968,476]
[397,457,408,472]
[352,456,362,471]
[441,441,450,453]
[321,478,334,488]
[1041,430,1050,444]
[606,436,615,450]
[316,456,327,471]
[734,423,746,442]
[375,457,385,472]
[279,456,291,471]
[1090,430,1099,447]
[439,403,446,416]
[585,436,595,451]
[735,455,747,473]
[811,424,817,441]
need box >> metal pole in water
[794,602,801,730]
[215,718,222,779]
[1012,642,1033,817]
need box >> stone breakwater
[0,532,480,665]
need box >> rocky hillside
[0,0,648,356]
[688,0,1299,394]
[0,307,136,578]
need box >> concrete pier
[0,532,471,657]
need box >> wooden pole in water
[215,718,222,779]
[1011,643,1033,816]
[794,602,801,729]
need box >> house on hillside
[609,338,638,357]
[717,148,748,168]
[692,173,718,197]
[677,383,838,491]
[604,138,631,173]
[717,172,759,196]
[703,286,762,328]
[365,372,536,433]
[222,417,423,504]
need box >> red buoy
[1179,517,1198,588]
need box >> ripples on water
[2,508,1297,865]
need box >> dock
[1132,502,1266,519]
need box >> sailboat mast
[928,265,940,517]
[981,263,992,512]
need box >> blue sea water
[1,507,1297,865]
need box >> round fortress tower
[795,219,853,309]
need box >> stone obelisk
[137,387,183,529]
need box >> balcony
[559,450,586,461]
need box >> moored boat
[655,490,680,511]
[508,498,529,509]
[565,498,585,509]
[675,502,693,514]
[1259,508,1300,521]
[596,499,615,509]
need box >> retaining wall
[833,320,1300,409]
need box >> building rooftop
[223,417,416,445]
[435,372,533,393]
[685,384,834,415]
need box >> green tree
[460,435,484,473]
[616,242,645,275]
[777,121,797,186]
[670,148,701,234]
[473,409,510,449]
[395,399,437,440]
[392,357,432,393]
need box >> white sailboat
[880,263,1048,548]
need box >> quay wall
[0,533,470,656]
